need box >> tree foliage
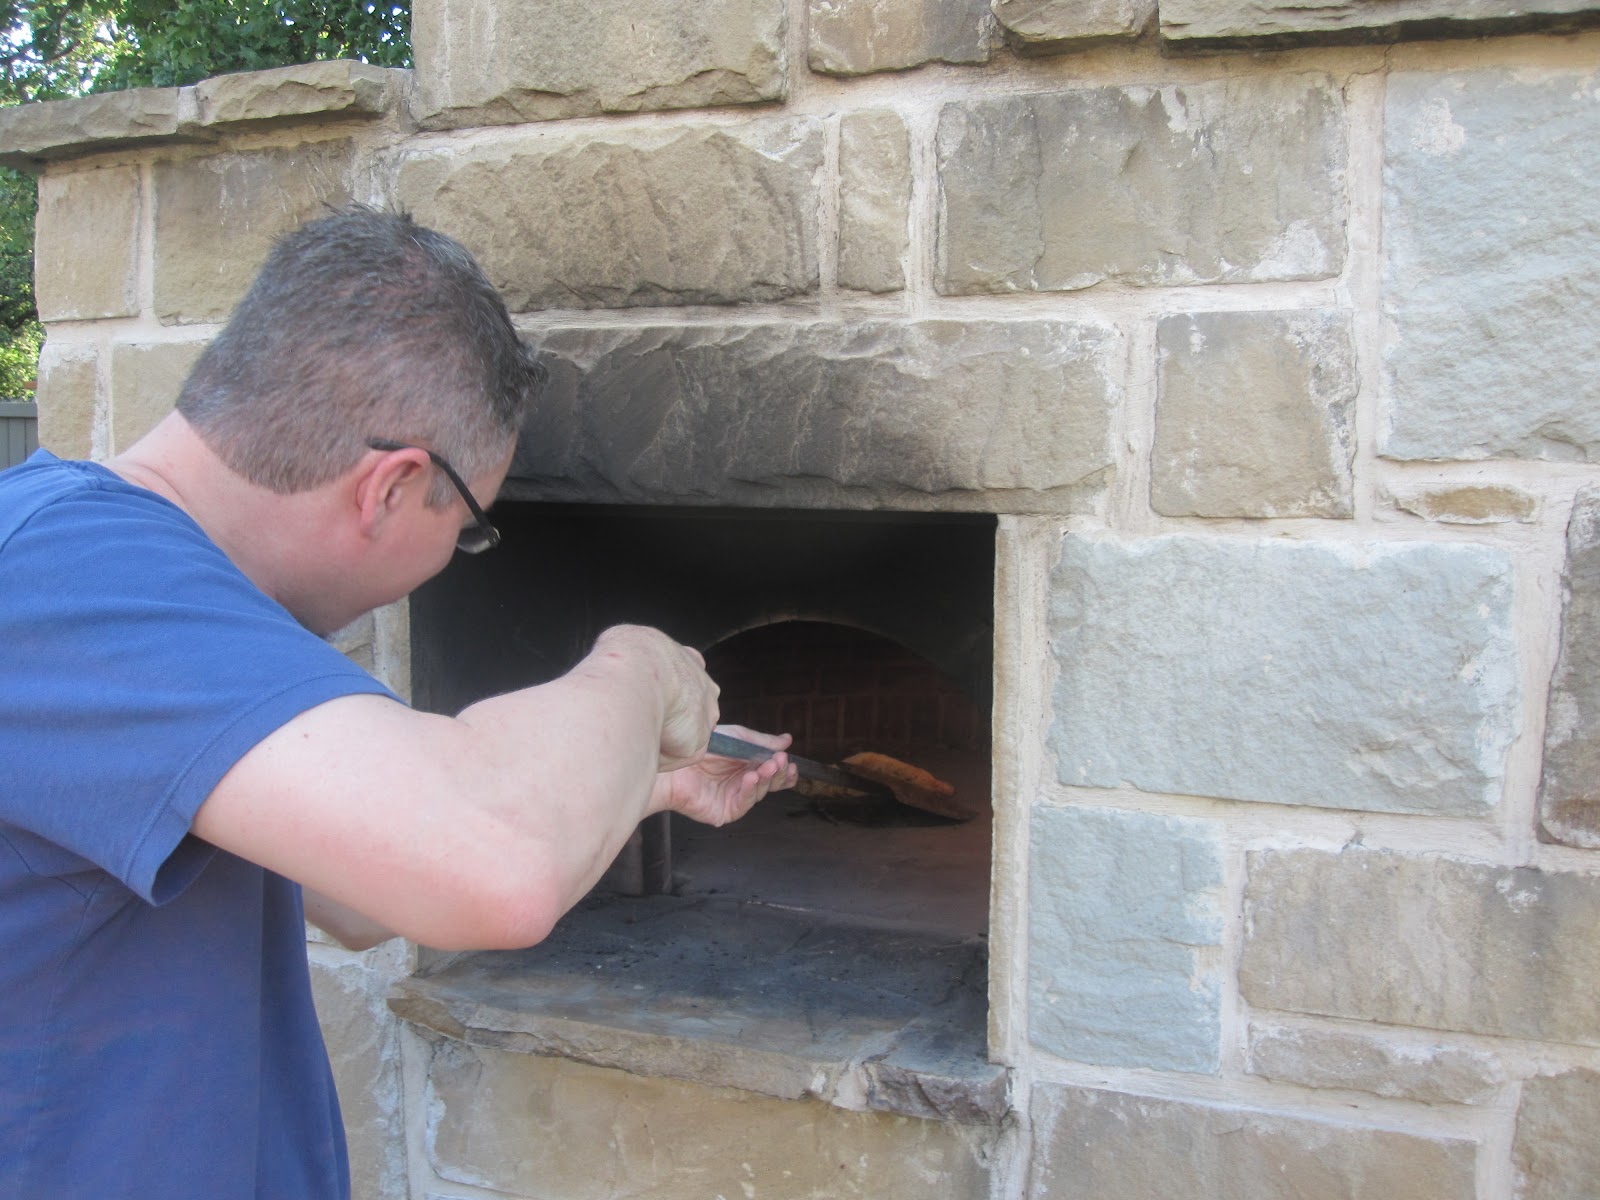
[0,0,410,394]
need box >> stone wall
[8,1,1600,1197]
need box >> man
[0,206,795,1199]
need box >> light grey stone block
[34,341,99,460]
[1241,848,1600,1045]
[1513,1069,1600,1200]
[108,341,207,452]
[992,0,1154,50]
[1538,486,1600,848]
[838,111,911,293]
[1029,806,1224,1072]
[0,87,204,169]
[1153,309,1356,518]
[193,60,405,128]
[424,1039,994,1199]
[936,76,1345,294]
[1029,1083,1478,1200]
[1048,535,1518,815]
[1383,69,1600,463]
[393,120,821,312]
[1163,0,1600,49]
[310,958,407,1200]
[809,0,997,75]
[410,0,786,129]
[152,140,354,324]
[514,319,1121,510]
[34,164,141,322]
[1247,1021,1505,1105]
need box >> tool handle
[704,731,891,796]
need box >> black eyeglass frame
[366,438,501,554]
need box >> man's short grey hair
[177,206,544,506]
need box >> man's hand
[657,724,799,826]
[590,625,720,770]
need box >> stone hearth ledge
[388,894,1006,1126]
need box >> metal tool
[705,730,896,800]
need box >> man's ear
[353,446,430,540]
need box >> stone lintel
[387,893,1006,1125]
[193,61,407,130]
[1160,0,1600,51]
[0,87,206,171]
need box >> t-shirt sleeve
[0,480,400,905]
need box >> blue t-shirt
[0,451,400,1199]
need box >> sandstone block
[1538,486,1600,848]
[1030,806,1224,1073]
[936,76,1345,294]
[838,111,911,293]
[410,0,786,129]
[992,0,1154,50]
[1387,484,1539,524]
[393,120,821,312]
[33,341,99,459]
[194,61,404,129]
[1383,69,1600,463]
[1153,309,1356,518]
[516,319,1121,510]
[152,140,354,324]
[809,0,996,75]
[1049,536,1517,815]
[310,958,407,1200]
[108,341,206,452]
[423,1039,994,1199]
[34,164,141,322]
[1247,1021,1504,1105]
[1029,1083,1477,1200]
[0,87,202,169]
[1163,0,1600,49]
[1241,848,1600,1045]
[1513,1069,1600,1200]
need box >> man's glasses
[366,439,501,554]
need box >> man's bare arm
[192,626,789,951]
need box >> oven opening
[394,504,1004,1122]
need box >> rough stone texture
[391,893,1003,1125]
[108,341,206,452]
[424,1038,995,1199]
[0,87,201,169]
[1163,0,1600,49]
[512,319,1120,510]
[410,0,787,129]
[936,76,1345,294]
[1387,484,1539,524]
[152,140,353,323]
[193,60,404,128]
[1153,309,1356,518]
[1049,535,1518,815]
[310,956,407,1200]
[1247,1021,1505,1105]
[1513,1069,1600,1200]
[33,341,99,459]
[1029,1083,1478,1200]
[393,120,821,312]
[992,0,1155,49]
[1383,69,1600,463]
[1538,486,1600,848]
[838,111,911,293]
[1029,806,1224,1073]
[327,613,378,674]
[1241,848,1600,1046]
[809,0,996,75]
[33,164,141,323]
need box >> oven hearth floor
[389,893,1004,1124]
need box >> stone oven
[10,0,1600,1196]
